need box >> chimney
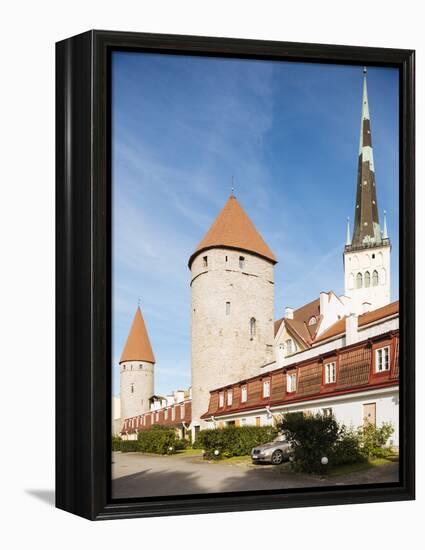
[285,307,294,319]
[346,313,359,346]
[319,292,329,317]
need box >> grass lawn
[174,448,204,457]
[327,456,398,477]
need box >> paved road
[111,452,399,499]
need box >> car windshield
[274,435,286,442]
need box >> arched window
[308,316,317,326]
[372,270,379,286]
[356,272,363,289]
[380,267,386,285]
[364,271,371,287]
[250,317,256,338]
[348,273,354,289]
[286,339,293,355]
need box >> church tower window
[203,256,208,267]
[239,256,245,269]
[356,272,363,289]
[226,302,231,315]
[372,270,379,286]
[364,271,371,287]
[130,383,134,394]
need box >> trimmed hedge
[112,436,122,451]
[194,425,279,459]
[119,440,140,453]
[137,425,179,454]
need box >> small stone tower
[189,195,277,432]
[119,306,155,420]
[344,68,391,314]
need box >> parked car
[251,435,292,465]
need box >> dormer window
[239,256,245,269]
[308,316,317,326]
[227,389,233,406]
[219,391,224,408]
[203,256,208,268]
[285,339,293,355]
[262,379,270,398]
[287,372,297,393]
[241,385,248,403]
[376,346,390,372]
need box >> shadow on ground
[26,489,55,507]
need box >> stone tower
[119,306,155,420]
[344,68,391,314]
[189,194,277,432]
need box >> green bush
[279,412,340,474]
[137,425,179,454]
[194,425,279,459]
[357,422,394,458]
[329,426,365,466]
[120,440,140,452]
[112,436,122,451]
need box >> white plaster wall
[120,360,154,420]
[212,388,399,446]
[191,248,275,430]
[344,244,391,313]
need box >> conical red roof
[189,195,276,266]
[120,307,155,364]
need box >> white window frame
[286,339,293,355]
[172,407,176,421]
[375,346,390,372]
[287,372,297,393]
[227,389,233,406]
[164,408,168,420]
[219,391,224,407]
[324,362,336,384]
[241,385,248,403]
[262,379,270,398]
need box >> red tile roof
[120,307,155,364]
[315,300,399,343]
[188,195,276,267]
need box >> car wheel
[271,450,284,465]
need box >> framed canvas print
[56,30,415,520]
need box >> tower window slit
[226,302,231,315]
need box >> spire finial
[231,175,235,196]
[346,216,351,246]
[382,210,388,239]
[363,66,367,75]
[138,296,141,308]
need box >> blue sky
[112,52,399,396]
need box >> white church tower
[119,305,155,420]
[343,68,391,314]
[189,194,277,434]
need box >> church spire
[349,67,382,249]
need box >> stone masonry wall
[191,247,275,429]
[120,360,154,420]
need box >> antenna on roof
[231,175,235,196]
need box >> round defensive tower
[119,306,155,421]
[188,194,277,434]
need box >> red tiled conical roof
[189,195,276,266]
[119,307,155,364]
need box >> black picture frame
[56,29,415,520]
